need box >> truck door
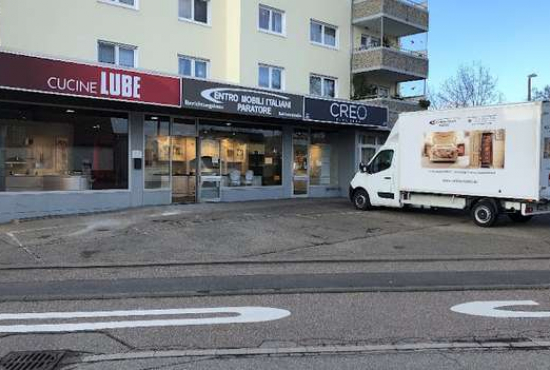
[367,149,400,207]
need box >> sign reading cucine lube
[182,79,303,120]
[304,97,388,126]
[0,51,181,106]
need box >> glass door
[170,118,197,204]
[292,129,309,197]
[199,136,222,202]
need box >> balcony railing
[352,46,429,81]
[397,0,428,10]
[353,0,429,34]
[354,45,428,59]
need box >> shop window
[98,41,137,68]
[310,75,337,98]
[259,64,284,90]
[0,104,129,192]
[179,0,209,24]
[359,134,387,165]
[144,116,171,189]
[259,5,285,35]
[200,123,283,187]
[310,20,338,48]
[310,131,339,186]
[178,56,209,79]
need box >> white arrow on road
[451,300,550,318]
[0,306,291,333]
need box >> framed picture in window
[55,137,69,173]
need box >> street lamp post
[528,73,538,101]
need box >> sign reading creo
[330,102,369,121]
[305,97,388,126]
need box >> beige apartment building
[0,0,429,119]
[0,0,429,222]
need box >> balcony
[352,46,429,81]
[353,0,429,37]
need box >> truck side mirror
[359,162,368,173]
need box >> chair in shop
[229,170,241,187]
[244,170,254,186]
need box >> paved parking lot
[1,198,550,270]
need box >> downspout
[349,0,354,100]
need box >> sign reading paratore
[182,79,303,120]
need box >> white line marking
[5,232,41,261]
[0,307,291,333]
[451,300,550,318]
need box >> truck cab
[350,128,401,209]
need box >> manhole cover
[0,351,66,370]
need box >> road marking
[0,307,291,333]
[451,300,550,318]
[5,232,41,261]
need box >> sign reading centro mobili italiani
[0,51,181,106]
[182,79,304,120]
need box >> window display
[310,131,339,186]
[144,116,171,189]
[0,103,128,192]
[200,122,283,187]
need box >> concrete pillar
[282,126,294,198]
[0,126,6,192]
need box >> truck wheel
[471,199,499,227]
[508,212,533,223]
[353,189,372,211]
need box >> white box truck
[349,102,550,227]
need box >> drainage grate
[0,351,66,370]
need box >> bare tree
[533,85,550,101]
[434,62,503,109]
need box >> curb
[78,340,550,363]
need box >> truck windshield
[369,150,394,174]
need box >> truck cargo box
[398,102,550,201]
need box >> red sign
[0,51,181,107]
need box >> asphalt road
[2,199,550,368]
[3,270,550,301]
[2,289,550,368]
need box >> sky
[424,0,550,103]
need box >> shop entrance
[198,136,222,202]
[171,136,197,204]
[170,118,198,204]
[292,129,309,197]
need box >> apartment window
[179,0,209,24]
[310,20,337,48]
[258,65,284,90]
[259,5,285,35]
[310,75,337,98]
[102,0,137,7]
[98,41,137,68]
[179,56,209,79]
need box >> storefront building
[0,51,388,223]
